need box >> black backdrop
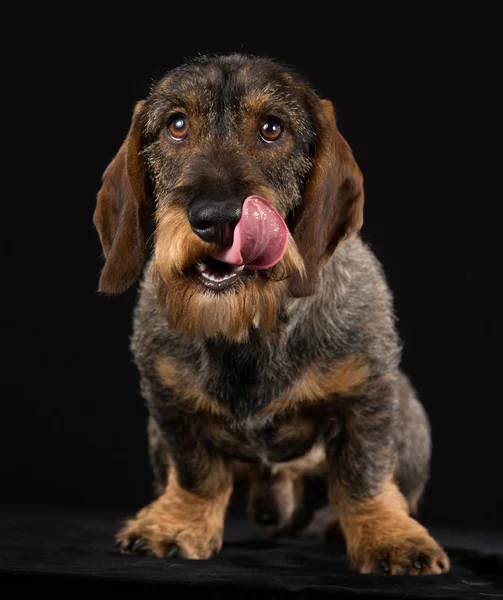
[3,5,500,532]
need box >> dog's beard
[151,203,305,341]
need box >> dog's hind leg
[247,446,328,537]
[248,468,314,537]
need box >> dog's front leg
[116,440,233,559]
[326,380,450,575]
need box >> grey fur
[96,55,440,569]
[132,235,430,512]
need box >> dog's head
[94,54,363,340]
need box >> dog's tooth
[234,265,245,272]
[200,269,238,284]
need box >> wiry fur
[94,53,449,575]
[152,203,305,340]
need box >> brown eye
[259,118,282,143]
[167,114,189,140]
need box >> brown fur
[155,355,230,417]
[157,275,287,341]
[261,355,370,415]
[206,421,237,447]
[94,54,444,575]
[288,100,364,296]
[273,418,316,446]
[152,202,305,341]
[93,101,148,294]
[153,203,217,280]
[248,470,300,536]
[248,446,327,536]
[270,444,327,478]
[331,478,450,575]
[117,461,232,559]
[95,85,360,305]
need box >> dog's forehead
[145,55,313,131]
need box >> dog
[93,53,449,575]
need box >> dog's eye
[167,114,189,140]
[259,118,283,143]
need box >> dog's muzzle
[190,196,288,268]
[188,195,289,291]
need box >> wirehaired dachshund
[93,53,449,575]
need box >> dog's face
[94,54,364,340]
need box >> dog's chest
[205,411,320,464]
[203,331,305,418]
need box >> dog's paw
[115,503,223,559]
[348,518,450,575]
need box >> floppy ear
[93,101,148,294]
[289,99,364,297]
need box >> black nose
[188,198,242,245]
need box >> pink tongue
[211,196,287,270]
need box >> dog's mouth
[190,196,288,292]
[210,196,288,269]
[195,257,256,291]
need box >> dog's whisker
[146,230,156,250]
[180,282,191,316]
